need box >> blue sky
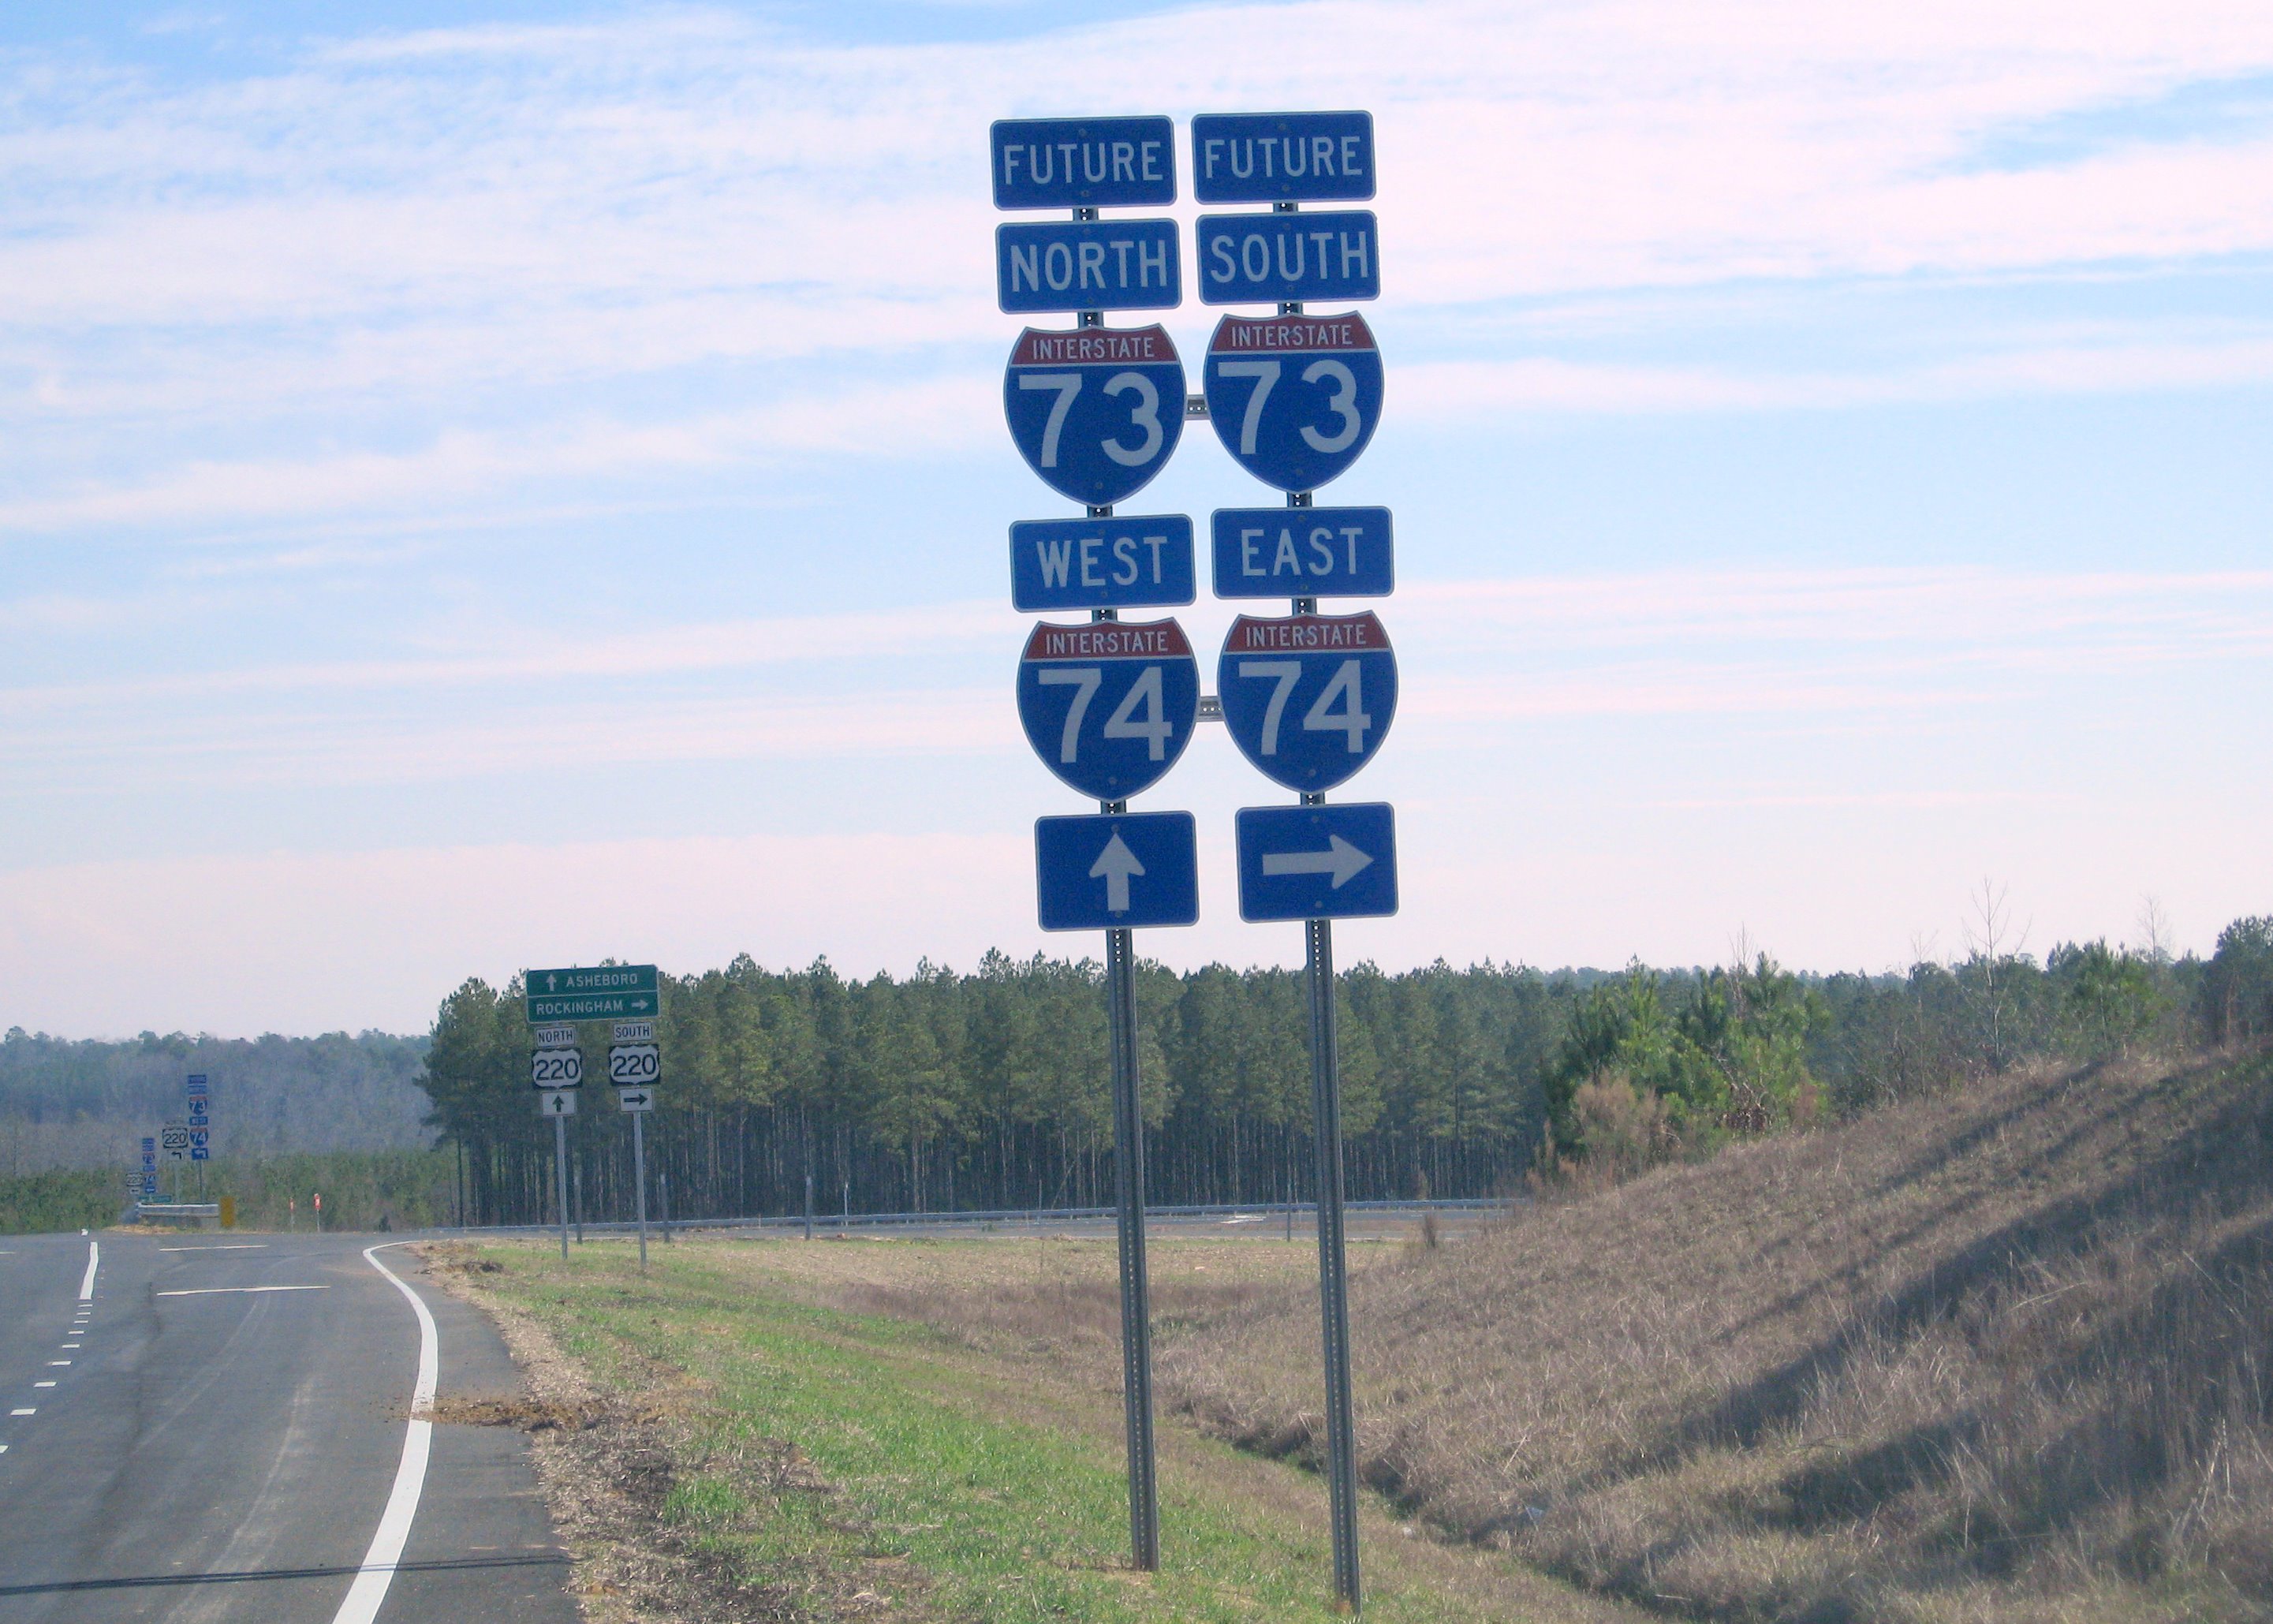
[3,0,2270,1035]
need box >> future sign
[1004,326,1186,506]
[1016,619,1199,801]
[1202,315,1383,494]
[992,117,1178,211]
[1191,111,1374,204]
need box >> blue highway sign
[1203,314,1383,493]
[1005,325,1187,506]
[1218,611,1398,792]
[1012,513,1194,612]
[1192,111,1374,203]
[1212,506,1391,598]
[998,219,1181,314]
[1197,211,1378,305]
[1036,810,1199,930]
[993,117,1176,210]
[1017,619,1199,801]
[1235,802,1398,922]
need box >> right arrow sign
[1235,802,1398,923]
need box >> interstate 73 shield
[1217,611,1398,793]
[1004,325,1187,507]
[1201,312,1383,494]
[1017,618,1200,801]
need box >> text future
[991,117,1176,211]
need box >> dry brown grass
[1159,1050,2273,1622]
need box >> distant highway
[0,1231,577,1623]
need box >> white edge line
[329,1242,439,1624]
[77,1240,97,1302]
[159,1244,270,1252]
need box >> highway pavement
[0,1230,578,1623]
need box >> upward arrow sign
[1089,832,1146,913]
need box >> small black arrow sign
[619,1092,649,1107]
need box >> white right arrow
[1261,834,1374,888]
[1089,831,1146,913]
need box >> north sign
[1202,314,1383,493]
[1004,326,1185,506]
[1192,111,1374,203]
[1036,810,1199,930]
[1010,513,1195,612]
[1017,619,1199,801]
[1212,506,1391,598]
[1196,211,1378,305]
[992,117,1176,211]
[996,219,1180,314]
[527,964,659,1023]
[1234,802,1398,922]
[1218,612,1398,793]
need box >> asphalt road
[0,1231,577,1624]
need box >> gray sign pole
[553,1112,570,1261]
[1106,909,1160,1571]
[1278,227,1364,1606]
[633,1109,649,1272]
[1305,899,1361,1610]
[1071,232,1163,1571]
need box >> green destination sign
[526,964,659,1023]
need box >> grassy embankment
[439,1231,1639,1624]
[0,1148,455,1234]
[1167,1048,2273,1622]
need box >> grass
[1163,1050,2273,1622]
[444,1231,1638,1623]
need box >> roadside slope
[1163,1050,2273,1622]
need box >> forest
[417,914,2273,1227]
[0,1027,433,1173]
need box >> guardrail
[133,1202,222,1222]
[440,1195,1513,1239]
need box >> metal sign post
[1204,108,1387,1616]
[995,114,1195,1574]
[551,1113,570,1261]
[613,1021,659,1272]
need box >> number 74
[1237,659,1372,753]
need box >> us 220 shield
[1202,312,1383,494]
[1217,611,1398,793]
[1004,326,1187,507]
[1017,618,1200,801]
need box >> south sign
[1005,325,1187,507]
[1017,618,1200,801]
[1202,314,1383,494]
[1217,611,1398,793]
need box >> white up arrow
[1089,832,1146,913]
[1260,834,1374,888]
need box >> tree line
[416,917,2273,1228]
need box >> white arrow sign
[1260,834,1375,888]
[1089,832,1146,913]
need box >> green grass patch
[469,1241,1562,1623]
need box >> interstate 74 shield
[1017,619,1199,801]
[1217,611,1398,793]
[1201,312,1383,494]
[1004,325,1186,507]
